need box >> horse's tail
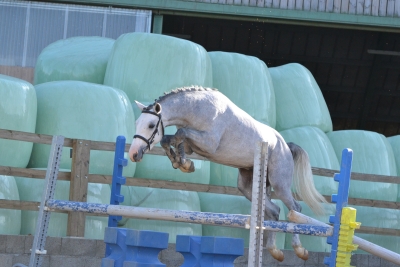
[287,142,327,215]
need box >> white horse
[129,86,326,262]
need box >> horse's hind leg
[264,196,284,262]
[269,170,308,260]
[237,168,284,262]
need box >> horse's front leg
[173,127,219,173]
[160,135,181,169]
[160,134,194,173]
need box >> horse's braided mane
[147,86,218,109]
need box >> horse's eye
[149,124,155,129]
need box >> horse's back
[203,91,286,168]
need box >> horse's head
[129,100,164,162]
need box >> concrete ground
[1,234,397,267]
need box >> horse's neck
[161,93,213,128]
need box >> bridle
[133,105,164,153]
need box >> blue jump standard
[176,235,244,267]
[324,148,353,267]
[102,227,169,267]
[107,136,127,257]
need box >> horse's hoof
[268,247,284,262]
[187,160,195,172]
[179,159,195,173]
[294,246,308,261]
[172,162,180,169]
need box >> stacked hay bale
[0,74,37,234]
[104,33,213,241]
[202,51,281,247]
[270,63,337,252]
[327,130,399,252]
[21,37,135,238]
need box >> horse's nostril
[131,152,138,162]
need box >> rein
[133,108,164,153]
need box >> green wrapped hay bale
[209,164,238,187]
[126,187,202,243]
[199,193,285,248]
[15,169,70,236]
[15,168,110,239]
[327,130,398,201]
[284,202,335,252]
[0,74,37,168]
[0,175,21,235]
[208,51,275,187]
[388,135,400,175]
[134,127,210,184]
[34,37,115,85]
[85,183,111,240]
[279,126,339,196]
[29,81,136,177]
[208,52,276,127]
[352,206,400,254]
[104,32,212,104]
[269,63,332,132]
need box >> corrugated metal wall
[192,0,400,17]
[0,0,152,82]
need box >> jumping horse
[129,86,326,262]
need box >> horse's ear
[154,103,162,114]
[135,100,147,111]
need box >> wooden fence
[0,128,399,238]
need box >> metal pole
[248,142,268,267]
[29,136,64,267]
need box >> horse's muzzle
[130,147,144,162]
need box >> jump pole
[45,199,333,237]
[288,210,400,265]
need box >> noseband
[133,108,164,153]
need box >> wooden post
[67,139,90,237]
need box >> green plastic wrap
[134,127,210,184]
[34,37,115,85]
[352,206,400,254]
[0,175,21,235]
[388,135,400,175]
[0,74,37,168]
[269,63,332,132]
[29,81,136,177]
[208,52,276,127]
[15,169,70,237]
[198,193,285,248]
[126,187,202,243]
[283,202,335,252]
[104,32,212,104]
[15,169,110,239]
[279,126,339,196]
[327,130,398,201]
[209,164,238,187]
[85,183,111,240]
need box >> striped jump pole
[45,199,333,237]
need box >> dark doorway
[163,15,400,137]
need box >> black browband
[133,108,164,152]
